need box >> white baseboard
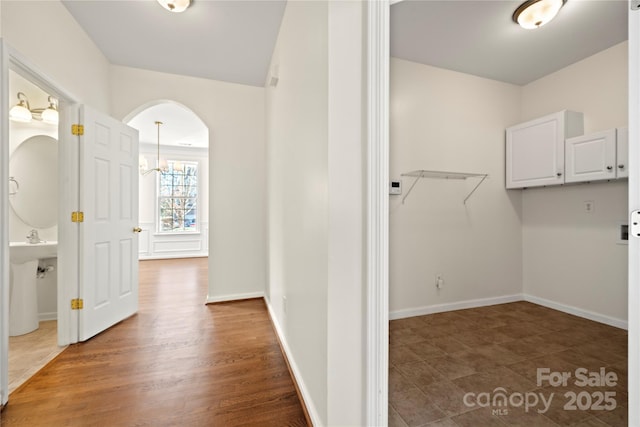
[389,293,628,330]
[265,299,322,427]
[523,294,628,330]
[139,253,208,261]
[39,312,57,322]
[389,294,524,320]
[205,291,264,304]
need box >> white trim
[629,6,640,425]
[205,291,264,304]
[1,40,80,405]
[38,312,57,322]
[389,294,524,320]
[366,1,390,426]
[523,294,627,330]
[139,254,208,261]
[1,39,9,407]
[265,298,322,427]
[390,293,628,330]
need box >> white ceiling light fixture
[513,0,566,30]
[9,92,59,125]
[157,0,191,13]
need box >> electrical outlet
[584,200,595,213]
[435,274,444,289]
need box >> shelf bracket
[463,174,488,205]
[402,173,423,204]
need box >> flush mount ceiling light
[157,0,191,13]
[513,0,566,30]
[9,92,59,125]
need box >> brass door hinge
[71,299,84,310]
[71,124,84,136]
[71,211,84,223]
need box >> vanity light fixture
[157,0,190,13]
[9,92,59,125]
[141,121,165,176]
[40,97,59,125]
[513,0,566,30]
[9,92,32,123]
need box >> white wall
[521,42,628,325]
[326,2,365,425]
[389,58,523,316]
[1,0,111,113]
[389,42,629,327]
[266,2,368,424]
[137,144,209,260]
[109,65,266,302]
[266,2,329,423]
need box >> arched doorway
[125,101,210,260]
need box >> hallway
[1,258,308,426]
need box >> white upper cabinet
[565,127,628,183]
[565,129,616,183]
[506,110,584,189]
[616,127,629,179]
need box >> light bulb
[9,104,32,122]
[41,107,59,125]
[514,0,564,30]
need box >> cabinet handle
[556,172,562,177]
[619,164,625,169]
[607,166,613,171]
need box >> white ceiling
[391,0,628,85]
[62,0,628,140]
[127,103,209,148]
[62,0,286,87]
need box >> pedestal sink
[10,241,57,263]
[9,241,57,336]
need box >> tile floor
[389,301,628,427]
[8,320,66,395]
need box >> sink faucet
[26,229,42,244]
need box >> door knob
[133,227,142,233]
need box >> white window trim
[155,158,201,235]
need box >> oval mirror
[9,135,58,229]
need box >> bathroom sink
[9,241,58,264]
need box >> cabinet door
[616,127,628,178]
[565,129,616,183]
[506,112,566,188]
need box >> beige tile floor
[389,302,628,427]
[8,320,66,395]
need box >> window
[158,160,198,233]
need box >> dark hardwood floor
[1,258,309,426]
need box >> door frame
[367,3,638,425]
[628,7,639,425]
[365,1,390,425]
[0,39,78,405]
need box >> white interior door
[78,105,139,341]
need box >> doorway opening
[6,69,65,395]
[124,101,210,261]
